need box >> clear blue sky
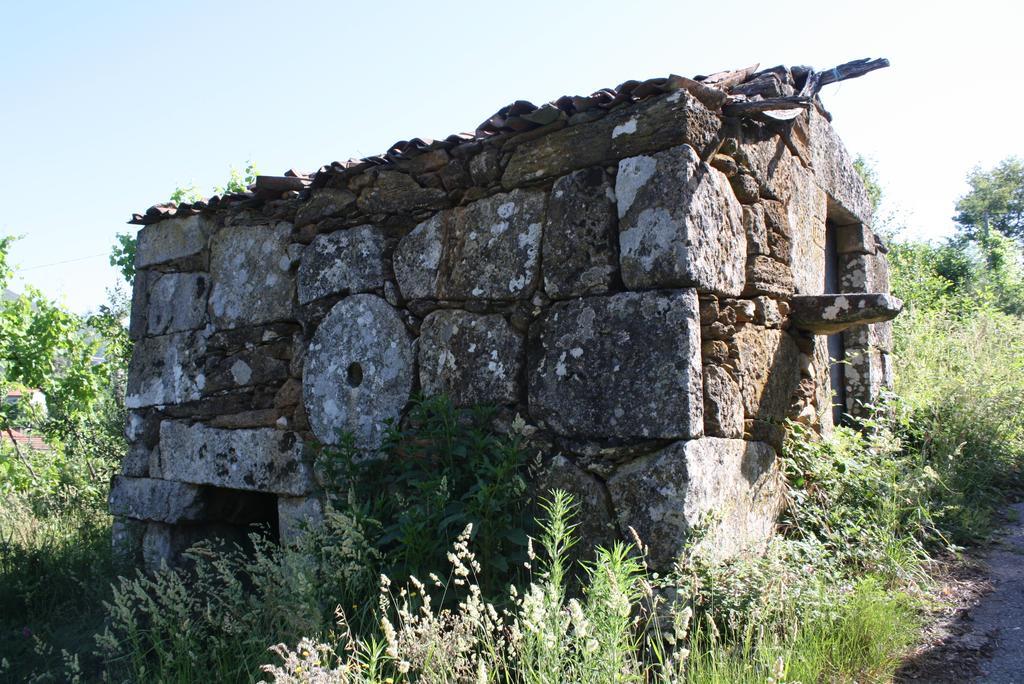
[2,0,1022,312]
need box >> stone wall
[113,67,900,571]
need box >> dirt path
[899,501,1024,682]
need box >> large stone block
[844,347,893,417]
[607,438,783,569]
[303,294,414,449]
[297,226,386,305]
[128,269,153,340]
[528,290,703,439]
[111,517,146,564]
[108,476,205,523]
[157,421,313,495]
[125,330,208,409]
[787,163,828,294]
[146,272,209,335]
[535,455,617,552]
[208,222,295,328]
[789,293,902,335]
[135,215,212,269]
[808,110,874,226]
[543,168,618,299]
[733,326,801,423]
[419,310,523,406]
[394,189,544,301]
[503,89,720,188]
[839,251,890,293]
[617,144,745,296]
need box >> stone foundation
[114,64,899,571]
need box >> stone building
[111,61,900,571]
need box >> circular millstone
[303,294,414,449]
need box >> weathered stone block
[147,272,209,335]
[734,326,800,423]
[844,320,893,354]
[135,215,212,269]
[535,455,617,552]
[203,347,290,393]
[297,226,386,305]
[108,476,205,523]
[394,189,544,301]
[129,269,153,340]
[787,163,828,294]
[157,421,313,495]
[111,517,146,565]
[303,294,414,449]
[703,365,744,438]
[419,310,523,406]
[125,330,208,409]
[278,495,324,546]
[121,442,151,477]
[294,188,356,228]
[790,294,902,334]
[503,89,720,188]
[617,144,745,296]
[528,290,703,439]
[357,171,448,214]
[743,256,795,297]
[543,168,618,299]
[742,204,770,256]
[809,110,874,226]
[209,223,295,328]
[607,438,783,569]
[844,348,893,417]
[839,251,891,293]
[835,222,877,255]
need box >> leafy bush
[318,395,532,597]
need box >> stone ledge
[789,293,902,334]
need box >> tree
[854,155,883,214]
[954,157,1024,246]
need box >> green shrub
[318,395,532,597]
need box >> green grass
[0,490,115,681]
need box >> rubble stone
[703,365,744,438]
[294,188,356,228]
[503,89,719,187]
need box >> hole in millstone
[346,362,364,388]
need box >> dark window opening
[825,219,847,426]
